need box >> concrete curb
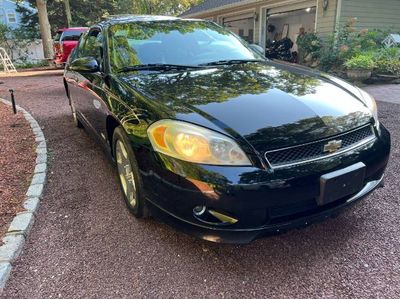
[0,99,47,292]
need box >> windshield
[108,20,264,72]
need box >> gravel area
[0,103,36,240]
[0,73,399,298]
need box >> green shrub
[373,47,400,61]
[375,60,400,76]
[372,47,400,76]
[15,60,49,69]
[316,18,387,72]
[344,53,375,70]
[296,32,322,62]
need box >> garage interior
[265,6,316,61]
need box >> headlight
[357,88,379,127]
[147,120,252,166]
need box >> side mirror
[69,57,99,73]
[250,44,265,56]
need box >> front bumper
[137,124,391,244]
[148,175,384,243]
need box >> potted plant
[344,54,375,80]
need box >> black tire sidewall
[112,126,146,218]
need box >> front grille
[265,125,375,168]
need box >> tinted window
[62,30,85,41]
[108,20,263,71]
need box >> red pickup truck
[53,27,88,67]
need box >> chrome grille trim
[264,125,376,169]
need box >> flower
[340,45,350,53]
[359,29,369,36]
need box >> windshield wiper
[198,59,265,67]
[117,64,202,73]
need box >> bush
[296,32,322,62]
[373,47,400,76]
[315,18,388,72]
[0,24,37,62]
[15,60,49,69]
[344,53,375,70]
[375,60,400,76]
[373,47,400,61]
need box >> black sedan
[64,16,390,243]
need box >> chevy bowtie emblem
[323,140,343,153]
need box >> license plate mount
[317,162,366,206]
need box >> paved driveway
[0,74,399,298]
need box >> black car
[64,15,390,244]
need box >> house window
[6,10,16,23]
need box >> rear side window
[61,30,85,41]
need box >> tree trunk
[63,0,72,27]
[36,0,53,61]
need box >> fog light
[193,206,206,216]
[193,206,239,226]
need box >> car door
[68,28,110,142]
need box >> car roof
[95,15,205,28]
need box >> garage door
[268,0,316,15]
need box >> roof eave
[181,0,261,18]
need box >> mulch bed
[0,103,36,240]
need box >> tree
[130,0,203,15]
[16,1,40,39]
[17,0,204,35]
[63,0,72,27]
[35,0,53,60]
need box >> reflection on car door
[68,28,109,142]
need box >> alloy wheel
[116,140,137,208]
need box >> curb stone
[0,263,11,291]
[0,99,47,292]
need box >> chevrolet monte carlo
[63,16,391,243]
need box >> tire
[70,101,83,128]
[113,126,148,218]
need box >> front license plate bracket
[317,162,366,206]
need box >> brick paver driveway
[0,73,399,298]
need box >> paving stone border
[0,99,47,292]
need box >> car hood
[120,62,372,152]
